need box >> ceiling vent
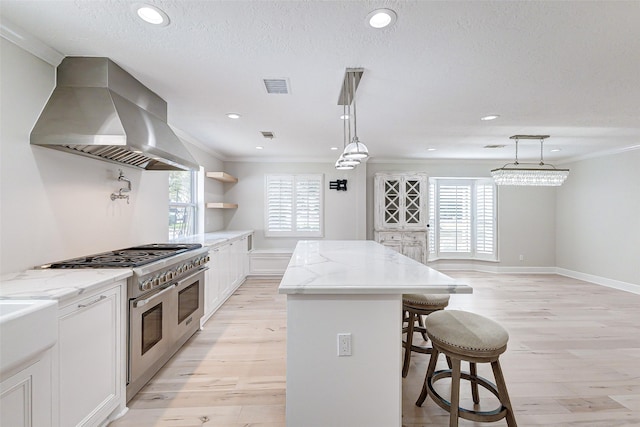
[263,78,289,94]
[484,144,506,149]
[261,131,275,139]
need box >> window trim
[429,177,498,262]
[169,170,198,240]
[264,173,324,238]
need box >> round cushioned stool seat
[403,293,450,309]
[425,310,509,358]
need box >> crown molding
[558,144,640,165]
[0,19,63,66]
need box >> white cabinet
[374,173,429,264]
[374,231,428,264]
[55,282,125,427]
[229,236,250,289]
[204,252,221,317]
[202,234,252,326]
[374,172,428,230]
[218,243,232,299]
[1,351,53,427]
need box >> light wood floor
[111,273,640,427]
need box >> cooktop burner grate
[43,243,202,268]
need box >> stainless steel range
[42,243,209,401]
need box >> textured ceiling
[1,0,639,163]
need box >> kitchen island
[278,240,472,427]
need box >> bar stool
[402,294,450,377]
[416,310,517,427]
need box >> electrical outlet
[519,254,524,261]
[337,333,352,356]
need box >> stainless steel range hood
[31,57,199,171]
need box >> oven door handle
[176,266,208,285]
[134,284,176,308]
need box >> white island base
[279,240,472,427]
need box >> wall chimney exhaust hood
[31,57,199,171]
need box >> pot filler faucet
[111,169,131,203]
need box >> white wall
[1,39,168,274]
[367,161,557,268]
[222,161,367,250]
[556,149,640,285]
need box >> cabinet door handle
[78,295,107,308]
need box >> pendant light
[342,70,369,160]
[491,135,570,186]
[335,93,359,170]
[335,70,364,170]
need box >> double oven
[41,243,209,401]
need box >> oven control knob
[159,273,167,284]
[205,256,210,263]
[141,280,152,291]
[152,277,160,287]
[167,271,174,280]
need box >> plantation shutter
[475,180,495,255]
[438,183,472,253]
[266,175,294,232]
[429,178,497,260]
[265,174,323,237]
[428,181,436,254]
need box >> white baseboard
[431,261,555,274]
[250,250,293,276]
[430,261,639,295]
[556,268,640,295]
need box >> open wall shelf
[206,172,238,183]
[206,172,238,209]
[206,202,238,209]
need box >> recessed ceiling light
[367,8,397,29]
[340,115,350,120]
[226,113,241,119]
[134,4,170,26]
[427,148,437,152]
[256,146,264,150]
[481,115,500,121]
[330,147,339,151]
[551,148,562,152]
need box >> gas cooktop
[40,243,203,269]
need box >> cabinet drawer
[401,232,426,243]
[376,232,402,242]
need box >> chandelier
[335,68,368,170]
[491,135,569,186]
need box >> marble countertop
[0,269,132,304]
[172,230,253,248]
[278,240,473,295]
[0,230,252,303]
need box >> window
[429,178,497,260]
[265,174,323,237]
[169,171,197,240]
